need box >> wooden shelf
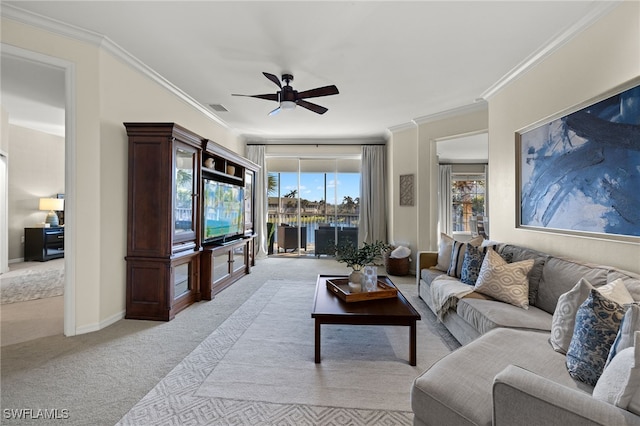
[201,166,243,183]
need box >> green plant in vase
[333,240,391,288]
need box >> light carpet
[0,259,64,304]
[117,279,459,425]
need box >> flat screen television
[202,178,245,243]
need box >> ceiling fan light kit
[233,72,339,115]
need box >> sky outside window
[278,172,360,203]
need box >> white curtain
[439,164,452,236]
[246,145,268,259]
[359,145,387,245]
[483,163,489,237]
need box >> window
[451,174,485,233]
[266,157,360,256]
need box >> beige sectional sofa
[411,242,640,426]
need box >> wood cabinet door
[173,141,199,247]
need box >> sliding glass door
[267,157,360,257]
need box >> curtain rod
[246,143,386,146]
[438,162,488,165]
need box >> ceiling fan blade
[263,72,282,88]
[232,93,279,102]
[297,100,328,115]
[268,106,281,116]
[297,85,339,100]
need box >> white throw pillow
[593,332,640,411]
[435,233,454,272]
[599,278,635,306]
[550,278,635,355]
[473,248,533,309]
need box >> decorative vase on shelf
[204,158,214,168]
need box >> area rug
[0,260,64,304]
[117,279,459,425]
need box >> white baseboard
[73,310,125,336]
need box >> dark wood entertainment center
[124,123,258,321]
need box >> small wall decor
[399,174,414,206]
[517,79,640,239]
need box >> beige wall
[488,1,640,273]
[96,50,240,326]
[387,108,488,270]
[2,17,239,333]
[1,107,8,153]
[7,125,65,260]
[387,126,418,256]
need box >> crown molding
[413,101,488,126]
[1,3,230,131]
[245,136,386,146]
[479,0,622,100]
[387,122,417,134]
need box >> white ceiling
[1,1,617,144]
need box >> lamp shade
[39,198,64,212]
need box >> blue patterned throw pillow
[566,289,626,386]
[460,244,487,285]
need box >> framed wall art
[516,79,640,240]
[399,174,414,206]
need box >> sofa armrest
[418,251,438,270]
[493,365,640,426]
[416,251,439,287]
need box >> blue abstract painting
[519,83,640,238]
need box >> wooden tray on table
[326,278,398,302]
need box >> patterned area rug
[117,279,459,425]
[0,261,64,304]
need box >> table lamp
[39,197,64,227]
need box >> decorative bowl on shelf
[204,158,214,168]
[226,165,236,175]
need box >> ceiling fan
[233,72,339,115]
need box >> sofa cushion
[421,267,445,285]
[537,257,609,315]
[551,278,635,355]
[500,244,548,305]
[474,249,534,309]
[566,290,626,386]
[457,298,552,335]
[411,329,589,426]
[608,304,640,366]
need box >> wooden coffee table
[311,274,421,365]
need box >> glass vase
[363,265,378,292]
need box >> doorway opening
[1,44,76,343]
